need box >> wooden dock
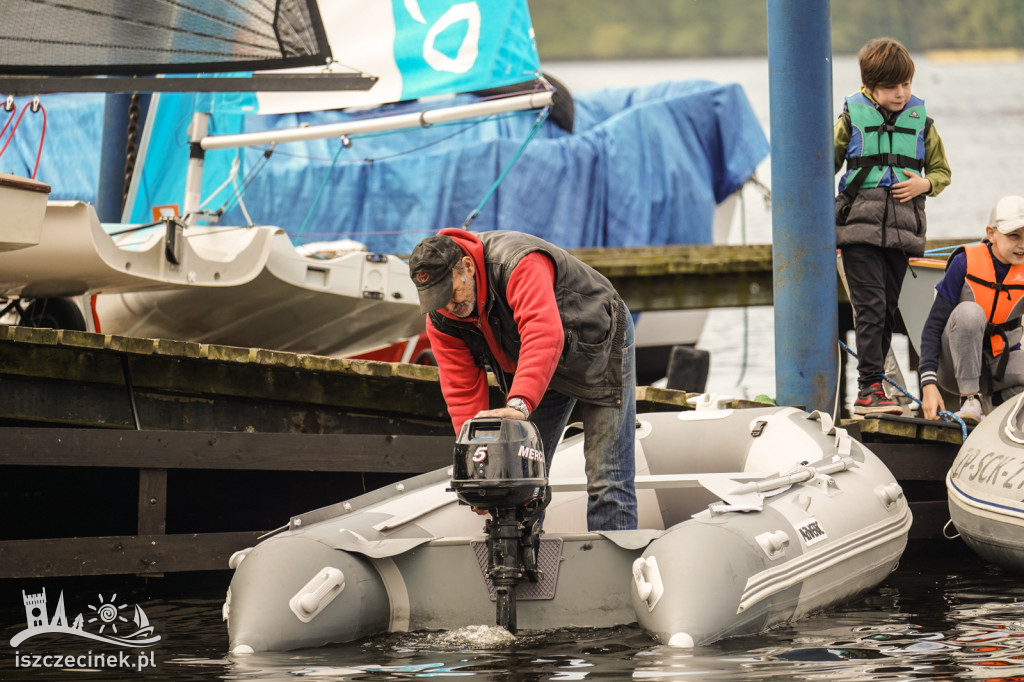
[0,325,695,579]
[571,237,965,312]
[0,240,972,578]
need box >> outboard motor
[450,417,549,633]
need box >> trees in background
[529,0,1024,59]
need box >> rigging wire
[297,136,351,238]
[216,145,276,221]
[462,105,550,229]
[216,106,544,240]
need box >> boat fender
[875,482,905,511]
[288,567,346,623]
[631,556,665,611]
[754,530,790,560]
[228,548,252,570]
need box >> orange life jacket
[961,243,1024,377]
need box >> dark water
[3,545,1024,681]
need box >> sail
[204,0,543,114]
[1,0,332,75]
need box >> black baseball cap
[409,235,464,314]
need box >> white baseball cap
[990,195,1024,234]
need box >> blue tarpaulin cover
[1,79,768,254]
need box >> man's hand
[892,169,931,203]
[475,407,527,420]
[922,383,945,420]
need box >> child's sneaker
[853,382,903,415]
[955,394,984,425]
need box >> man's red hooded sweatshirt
[425,228,564,434]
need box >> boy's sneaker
[853,383,903,415]
[955,394,984,425]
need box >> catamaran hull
[225,405,911,652]
[947,392,1024,573]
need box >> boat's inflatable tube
[225,405,911,651]
[947,392,1024,572]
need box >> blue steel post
[767,0,837,413]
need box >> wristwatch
[506,397,530,419]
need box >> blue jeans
[531,310,638,531]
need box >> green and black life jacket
[838,92,927,196]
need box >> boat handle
[942,518,960,540]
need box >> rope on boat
[923,243,978,258]
[0,96,46,178]
[736,184,750,389]
[461,105,550,229]
[217,147,275,225]
[838,339,968,439]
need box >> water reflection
[208,596,1024,682]
[5,550,1024,680]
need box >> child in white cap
[920,195,1024,424]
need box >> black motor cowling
[451,417,547,513]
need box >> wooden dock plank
[137,468,168,536]
[0,429,455,473]
[0,532,263,578]
[571,238,969,312]
[849,416,967,446]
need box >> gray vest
[430,231,626,405]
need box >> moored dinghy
[224,403,911,652]
[947,392,1024,572]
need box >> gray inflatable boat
[224,404,911,652]
[947,392,1024,572]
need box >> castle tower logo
[10,587,161,649]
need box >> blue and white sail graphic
[202,0,542,115]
